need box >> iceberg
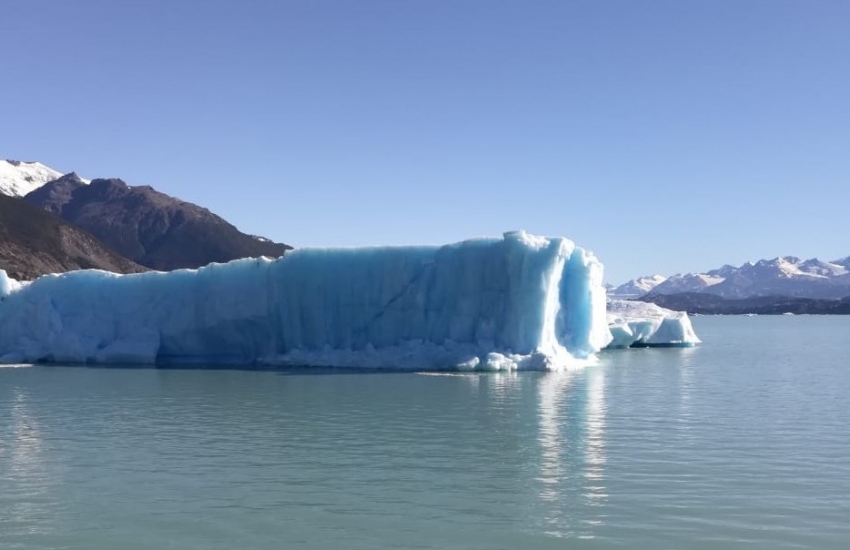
[606,299,701,348]
[0,231,612,370]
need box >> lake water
[2,316,849,549]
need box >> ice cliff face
[0,231,611,370]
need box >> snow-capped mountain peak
[646,272,724,295]
[800,258,848,277]
[706,264,737,278]
[0,159,89,197]
[832,256,850,270]
[609,274,667,298]
[740,256,844,280]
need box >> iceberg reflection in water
[534,368,608,540]
[583,367,608,505]
[2,389,58,540]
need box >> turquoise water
[1,316,849,549]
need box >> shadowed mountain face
[25,177,292,271]
[0,193,146,280]
[24,172,87,214]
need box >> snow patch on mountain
[609,274,667,298]
[651,273,725,295]
[799,258,848,277]
[0,160,89,197]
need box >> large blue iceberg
[0,231,612,370]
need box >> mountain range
[0,159,291,278]
[612,256,850,301]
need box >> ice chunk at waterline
[0,231,611,369]
[606,299,701,348]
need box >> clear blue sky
[2,1,848,283]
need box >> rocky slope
[0,193,146,280]
[24,175,292,271]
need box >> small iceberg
[606,299,701,349]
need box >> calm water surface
[2,316,849,549]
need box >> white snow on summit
[0,159,89,197]
[609,274,667,298]
[652,273,725,295]
[832,256,850,270]
[0,160,62,196]
[798,258,848,278]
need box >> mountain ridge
[25,176,293,271]
[613,255,850,300]
[3,158,292,273]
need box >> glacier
[0,231,613,370]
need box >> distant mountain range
[0,159,292,278]
[611,256,850,301]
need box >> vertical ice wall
[0,231,611,369]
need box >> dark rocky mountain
[25,172,87,215]
[0,193,146,280]
[640,292,850,315]
[25,177,292,271]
